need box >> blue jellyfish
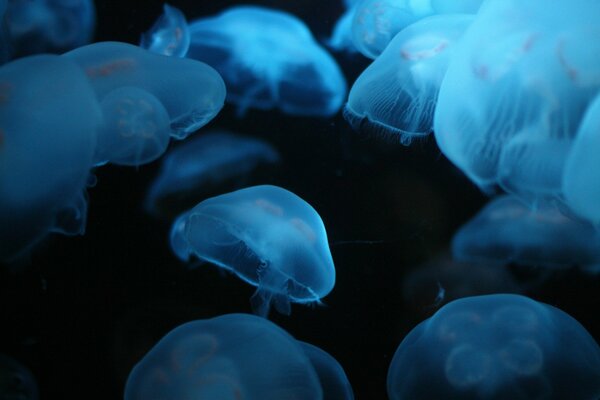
[0,54,101,261]
[186,6,347,117]
[387,294,600,399]
[298,342,355,400]
[145,131,280,220]
[327,0,360,54]
[170,185,336,316]
[124,313,323,400]
[140,4,190,58]
[5,0,95,57]
[434,0,600,197]
[344,14,473,144]
[452,195,600,272]
[0,354,38,400]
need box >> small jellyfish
[170,185,336,317]
[0,354,38,400]
[298,342,355,400]
[452,195,600,271]
[64,41,226,139]
[186,6,347,117]
[387,294,600,399]
[344,14,473,144]
[140,4,190,58]
[124,313,323,400]
[145,131,280,220]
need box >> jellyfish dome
[170,185,336,316]
[298,342,355,400]
[186,5,347,117]
[387,294,600,399]
[124,313,323,400]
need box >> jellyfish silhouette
[0,354,39,400]
[124,313,323,400]
[170,185,336,317]
[140,4,189,58]
[299,342,355,400]
[387,294,600,399]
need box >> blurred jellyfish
[187,6,346,117]
[327,0,360,54]
[298,342,354,400]
[140,4,189,58]
[145,131,281,220]
[387,294,600,399]
[434,0,600,196]
[0,54,101,261]
[0,354,38,400]
[124,313,323,400]
[345,14,473,144]
[5,0,95,57]
[170,185,336,316]
[452,195,600,271]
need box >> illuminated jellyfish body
[186,6,347,117]
[351,0,482,59]
[64,42,226,166]
[327,0,361,54]
[563,92,600,225]
[344,14,473,144]
[124,314,324,400]
[298,342,355,400]
[0,354,39,400]
[145,131,280,220]
[0,54,101,261]
[5,0,95,57]
[434,0,600,196]
[170,185,336,317]
[387,294,600,399]
[140,4,189,58]
[452,195,600,271]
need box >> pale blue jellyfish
[327,0,360,54]
[124,313,323,400]
[344,14,473,144]
[170,185,336,316]
[434,0,600,196]
[299,342,355,400]
[5,0,95,56]
[187,6,347,117]
[145,131,280,219]
[0,354,38,400]
[140,4,189,58]
[387,294,600,399]
[452,195,600,271]
[0,54,101,261]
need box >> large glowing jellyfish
[186,6,346,117]
[387,294,600,399]
[140,4,190,58]
[170,185,336,316]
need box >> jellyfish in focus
[452,195,600,272]
[0,354,38,400]
[145,131,280,220]
[124,313,323,400]
[298,342,355,400]
[344,14,473,144]
[170,185,336,316]
[186,6,347,117]
[387,294,600,399]
[140,4,189,58]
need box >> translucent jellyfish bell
[387,294,600,399]
[124,314,323,400]
[344,14,473,144]
[327,2,359,54]
[298,342,355,400]
[140,4,190,58]
[0,354,39,400]
[170,185,336,317]
[186,6,347,117]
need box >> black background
[1,1,599,398]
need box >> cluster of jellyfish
[1,0,600,398]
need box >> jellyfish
[124,313,323,400]
[387,294,600,399]
[145,131,281,220]
[0,354,38,400]
[140,4,190,58]
[434,0,600,196]
[0,54,101,261]
[298,342,355,400]
[327,0,360,54]
[452,195,600,271]
[170,185,336,317]
[186,6,347,117]
[344,14,473,144]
